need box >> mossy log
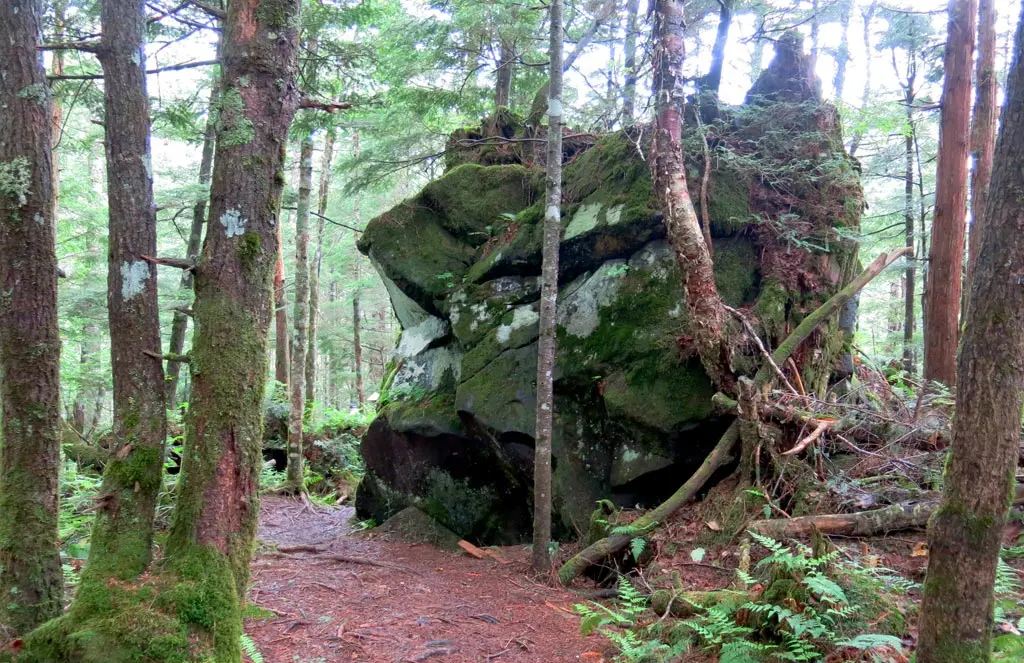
[650,589,753,618]
[747,484,1024,538]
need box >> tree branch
[48,59,219,81]
[140,255,195,270]
[298,98,353,113]
[186,0,225,19]
[143,351,191,363]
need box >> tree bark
[903,88,917,373]
[532,0,563,576]
[698,0,734,98]
[0,0,63,635]
[963,0,998,317]
[924,0,977,386]
[287,136,313,488]
[166,0,301,632]
[275,216,290,387]
[167,45,220,407]
[651,0,730,391]
[83,0,169,585]
[622,0,640,122]
[495,38,514,109]
[306,130,334,416]
[918,7,1024,658]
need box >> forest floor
[246,496,606,663]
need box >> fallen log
[747,484,1024,539]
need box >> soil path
[246,497,605,663]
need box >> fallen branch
[143,350,190,363]
[747,484,1024,538]
[651,589,754,618]
[557,423,739,585]
[782,419,832,456]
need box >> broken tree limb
[143,350,190,363]
[782,418,832,456]
[557,423,740,586]
[753,247,912,390]
[747,484,1024,539]
[140,254,195,270]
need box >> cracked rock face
[355,37,862,543]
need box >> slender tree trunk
[699,0,734,97]
[651,0,730,391]
[924,0,977,386]
[750,34,765,83]
[167,52,220,407]
[85,0,169,584]
[834,0,852,100]
[275,218,290,387]
[903,101,917,374]
[963,0,998,317]
[166,0,301,648]
[810,0,820,63]
[532,0,563,576]
[306,130,334,415]
[918,8,1024,657]
[90,384,106,435]
[495,38,514,109]
[622,0,640,122]
[351,132,365,408]
[287,136,313,488]
[849,1,877,157]
[72,325,99,434]
[0,0,63,635]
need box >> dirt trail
[247,497,604,663]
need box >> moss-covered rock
[355,64,862,545]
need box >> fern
[629,537,646,562]
[240,633,264,663]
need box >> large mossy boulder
[355,41,862,545]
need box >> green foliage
[240,633,264,663]
[575,580,684,663]
[0,156,32,206]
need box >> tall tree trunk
[287,136,313,488]
[166,0,301,648]
[351,132,365,408]
[90,384,106,435]
[306,130,334,415]
[274,218,290,388]
[963,0,998,317]
[0,0,63,635]
[651,0,730,391]
[903,101,917,374]
[622,0,640,122]
[167,52,220,407]
[699,0,734,98]
[849,1,877,157]
[924,0,977,386]
[834,0,852,99]
[918,8,1024,657]
[495,38,514,109]
[86,0,169,584]
[532,0,563,576]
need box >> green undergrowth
[576,533,910,663]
